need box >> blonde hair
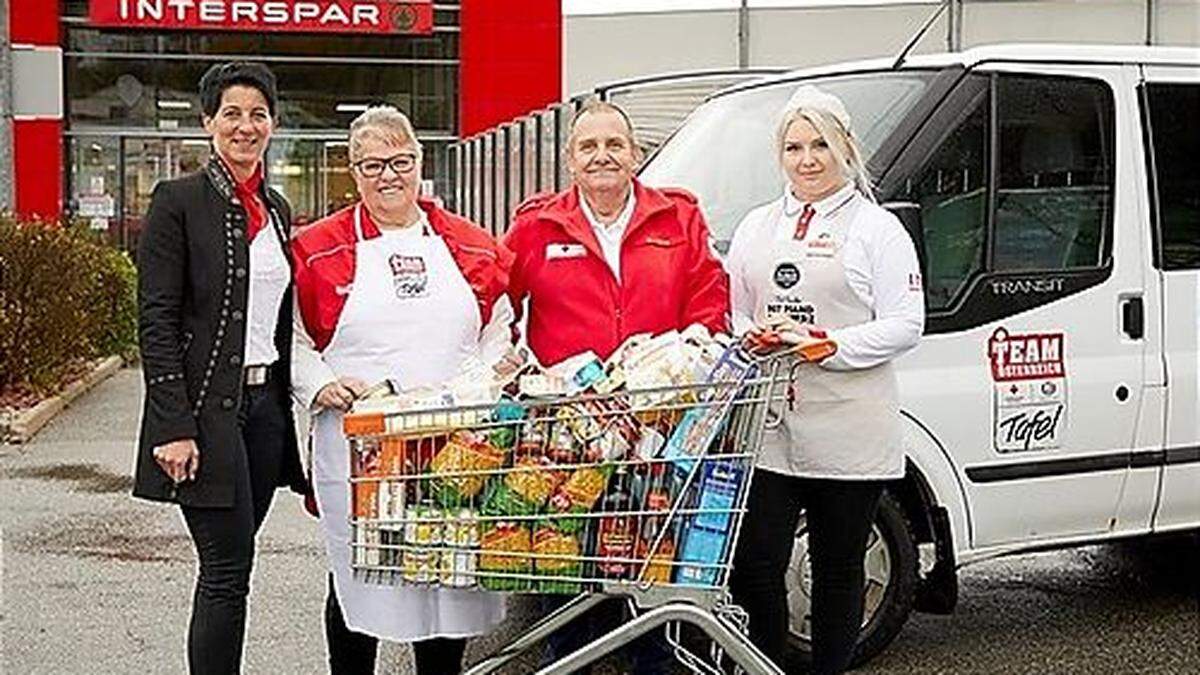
[776,105,876,203]
[348,105,423,163]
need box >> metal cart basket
[342,344,801,675]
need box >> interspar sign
[89,0,434,35]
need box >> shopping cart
[342,342,821,675]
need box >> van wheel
[785,492,918,669]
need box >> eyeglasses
[354,153,418,178]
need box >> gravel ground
[1,368,1196,674]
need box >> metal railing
[450,69,783,236]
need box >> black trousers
[730,470,883,675]
[325,575,467,675]
[180,382,288,675]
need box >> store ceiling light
[181,139,210,147]
[158,100,193,110]
[336,103,370,113]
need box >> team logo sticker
[389,254,428,299]
[987,328,1068,453]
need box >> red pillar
[10,0,64,221]
[459,0,562,137]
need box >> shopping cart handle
[741,334,837,363]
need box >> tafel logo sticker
[987,328,1067,453]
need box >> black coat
[133,157,306,507]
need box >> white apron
[312,204,506,640]
[750,195,904,479]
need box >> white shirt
[578,187,636,281]
[726,183,925,370]
[244,217,291,367]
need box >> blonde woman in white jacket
[726,86,925,674]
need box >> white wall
[563,0,1200,96]
[749,4,947,70]
[563,10,741,96]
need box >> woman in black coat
[132,61,306,675]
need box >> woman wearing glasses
[291,106,513,674]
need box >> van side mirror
[882,200,928,277]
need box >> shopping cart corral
[341,342,825,674]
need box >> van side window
[901,86,988,310]
[1144,83,1200,270]
[993,76,1113,271]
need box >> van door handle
[1121,295,1144,340]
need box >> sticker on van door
[988,328,1068,453]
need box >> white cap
[784,85,852,132]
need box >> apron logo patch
[389,254,429,299]
[773,262,803,290]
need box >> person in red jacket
[505,99,730,673]
[505,99,729,367]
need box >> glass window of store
[60,1,461,250]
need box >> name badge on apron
[805,232,838,258]
[389,254,429,299]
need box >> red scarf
[224,159,268,241]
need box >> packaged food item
[480,455,565,518]
[636,489,677,584]
[515,417,550,457]
[376,479,406,523]
[518,372,568,398]
[547,464,614,534]
[378,523,405,570]
[506,455,567,508]
[633,425,667,461]
[402,547,438,584]
[547,424,580,464]
[488,400,526,450]
[595,466,637,579]
[674,523,728,587]
[440,509,480,588]
[353,480,379,520]
[353,522,381,568]
[532,520,583,593]
[399,502,443,583]
[478,521,532,591]
[403,502,445,547]
[692,460,745,532]
[428,431,506,508]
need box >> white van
[640,44,1200,666]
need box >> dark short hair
[199,62,278,119]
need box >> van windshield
[640,71,936,244]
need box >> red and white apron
[312,204,505,640]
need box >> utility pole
[1145,0,1156,45]
[0,0,11,212]
[947,0,963,52]
[738,0,750,69]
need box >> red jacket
[292,198,511,351]
[504,180,729,366]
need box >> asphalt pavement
[0,368,1196,674]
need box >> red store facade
[7,0,561,246]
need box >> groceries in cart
[342,326,828,593]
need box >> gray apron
[749,195,904,479]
